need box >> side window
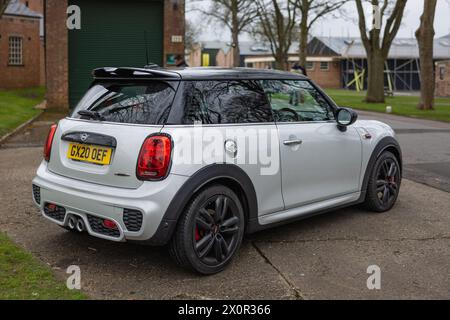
[182,80,274,124]
[261,80,335,123]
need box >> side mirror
[336,108,358,132]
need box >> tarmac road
[0,146,449,299]
[0,110,449,299]
[358,110,450,192]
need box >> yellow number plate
[67,143,112,165]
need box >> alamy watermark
[372,4,381,30]
[366,265,381,290]
[171,123,281,176]
[67,5,81,30]
[66,265,81,290]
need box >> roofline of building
[2,12,42,20]
[200,36,450,61]
[245,56,339,63]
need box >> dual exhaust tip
[68,216,85,233]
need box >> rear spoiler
[92,67,181,80]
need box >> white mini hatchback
[33,67,402,274]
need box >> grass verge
[0,232,87,300]
[326,89,450,122]
[0,87,45,137]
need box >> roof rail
[92,67,180,80]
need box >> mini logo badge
[80,133,89,142]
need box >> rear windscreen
[70,81,178,125]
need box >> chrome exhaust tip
[68,216,76,230]
[76,218,85,233]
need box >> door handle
[283,139,303,146]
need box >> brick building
[45,0,185,109]
[243,36,450,90]
[436,60,450,97]
[0,0,43,88]
[189,40,342,89]
[188,41,231,67]
[191,35,450,91]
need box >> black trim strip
[61,132,117,148]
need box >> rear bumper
[32,161,188,243]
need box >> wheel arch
[360,136,402,198]
[146,164,259,245]
[198,177,252,226]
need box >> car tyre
[169,185,245,275]
[364,151,401,212]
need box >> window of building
[319,61,329,71]
[306,61,314,70]
[182,80,274,124]
[439,65,445,80]
[9,37,23,66]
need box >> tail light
[44,124,58,162]
[137,134,172,180]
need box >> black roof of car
[92,67,307,81]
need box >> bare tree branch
[253,0,299,70]
[289,0,348,68]
[381,0,407,53]
[1,0,11,17]
[192,0,259,67]
[355,0,370,50]
[354,0,408,103]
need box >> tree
[355,0,407,103]
[415,0,437,110]
[1,0,10,17]
[185,19,200,54]
[291,0,347,69]
[254,0,298,70]
[193,0,258,67]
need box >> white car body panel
[275,121,362,210]
[162,124,285,216]
[47,118,163,189]
[33,160,188,241]
[354,120,397,188]
[32,117,397,242]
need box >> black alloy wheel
[169,185,245,274]
[193,195,241,266]
[375,158,399,207]
[365,151,401,212]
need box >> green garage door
[69,0,163,108]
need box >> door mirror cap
[336,108,358,132]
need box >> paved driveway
[358,111,450,192]
[0,111,449,299]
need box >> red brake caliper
[195,227,201,241]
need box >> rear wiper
[107,102,143,114]
[78,110,105,121]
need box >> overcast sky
[187,0,450,42]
